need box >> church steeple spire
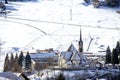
[79,27,83,52]
[80,27,82,42]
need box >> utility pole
[70,0,73,21]
[70,8,72,21]
[87,33,94,51]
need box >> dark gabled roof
[61,43,83,65]
[61,51,81,64]
[67,44,77,52]
[71,51,81,60]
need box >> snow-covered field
[0,0,120,71]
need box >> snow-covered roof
[61,51,81,61]
[61,51,73,59]
[71,51,81,60]
[66,61,73,65]
[0,71,18,80]
[30,52,56,59]
[0,77,9,80]
[98,0,105,2]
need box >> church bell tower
[78,27,83,52]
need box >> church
[58,28,89,68]
[58,28,104,69]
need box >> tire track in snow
[95,9,120,28]
[0,17,47,35]
[0,17,48,49]
[1,16,120,31]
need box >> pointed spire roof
[80,27,82,41]
[78,27,83,52]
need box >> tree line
[3,51,32,73]
[105,41,120,66]
[4,0,32,4]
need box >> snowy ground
[0,0,120,71]
[33,69,120,80]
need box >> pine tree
[105,46,111,64]
[11,53,20,72]
[116,41,120,54]
[10,53,14,61]
[18,51,24,67]
[111,48,119,66]
[3,54,10,72]
[10,53,15,72]
[115,41,120,63]
[4,53,9,66]
[5,0,8,4]
[25,51,31,70]
[106,0,119,7]
[56,73,65,80]
[15,53,18,61]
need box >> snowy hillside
[0,0,120,51]
[0,0,120,71]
